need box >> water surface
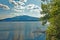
[0,21,46,40]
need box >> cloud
[13,5,25,13]
[9,0,18,6]
[26,4,41,10]
[12,3,42,17]
[9,0,26,6]
[20,0,27,2]
[0,4,10,10]
[26,4,35,10]
[13,9,24,13]
[8,0,42,18]
[9,0,26,13]
[0,13,24,20]
[9,0,14,2]
[0,0,42,19]
[16,1,25,6]
[30,9,40,13]
[9,0,41,12]
[14,5,25,10]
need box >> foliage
[41,0,60,40]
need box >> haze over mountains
[0,15,40,21]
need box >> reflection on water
[0,21,46,40]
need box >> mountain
[0,15,40,21]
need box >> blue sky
[0,0,42,19]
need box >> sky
[0,0,42,19]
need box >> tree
[41,0,60,40]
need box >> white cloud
[9,0,18,6]
[0,13,24,20]
[20,0,27,2]
[16,1,25,6]
[0,0,42,19]
[9,0,25,13]
[8,0,42,18]
[33,5,40,9]
[9,0,14,2]
[12,3,42,18]
[30,9,40,13]
[24,11,40,18]
[26,4,42,15]
[13,9,24,13]
[14,5,25,10]
[13,5,25,13]
[0,4,10,10]
[0,14,15,20]
[9,0,25,6]
[26,4,42,11]
[26,4,35,10]
[24,4,42,18]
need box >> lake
[0,21,47,40]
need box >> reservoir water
[0,21,46,40]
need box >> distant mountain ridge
[0,15,40,21]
